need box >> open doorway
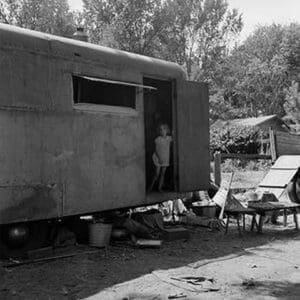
[143,77,174,192]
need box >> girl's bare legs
[148,166,161,192]
[158,167,167,192]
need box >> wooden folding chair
[213,172,258,235]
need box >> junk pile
[2,191,224,264]
[93,193,225,249]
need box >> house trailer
[0,24,209,237]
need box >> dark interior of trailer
[72,76,136,108]
[143,77,174,192]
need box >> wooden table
[248,201,300,233]
[224,207,258,236]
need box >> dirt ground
[1,171,300,300]
[1,216,300,300]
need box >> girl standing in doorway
[148,124,172,192]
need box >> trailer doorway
[143,77,175,192]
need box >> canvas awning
[80,76,157,90]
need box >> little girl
[148,124,172,192]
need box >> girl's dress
[152,136,172,167]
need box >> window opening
[72,75,151,109]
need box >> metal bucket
[88,222,112,248]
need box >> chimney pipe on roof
[72,27,89,42]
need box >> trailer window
[73,76,136,109]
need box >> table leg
[293,209,298,230]
[255,216,259,231]
[258,214,264,233]
[283,209,287,227]
[250,215,256,232]
[225,215,230,235]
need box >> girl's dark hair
[158,123,170,135]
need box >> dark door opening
[143,77,174,192]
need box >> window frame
[72,75,156,114]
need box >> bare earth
[1,171,300,299]
[1,217,300,300]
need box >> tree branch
[0,9,10,24]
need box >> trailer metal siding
[0,24,209,225]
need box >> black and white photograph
[0,0,299,299]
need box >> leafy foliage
[214,23,300,122]
[158,0,243,80]
[284,81,300,125]
[82,0,168,56]
[0,0,75,36]
[210,125,261,154]
[81,0,243,80]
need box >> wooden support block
[163,227,190,241]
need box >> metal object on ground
[111,228,129,240]
[135,239,162,248]
[163,227,190,241]
[6,224,30,247]
[88,222,112,248]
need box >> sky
[68,0,300,40]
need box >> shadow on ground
[233,280,300,300]
[1,217,300,299]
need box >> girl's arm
[154,138,162,164]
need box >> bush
[210,125,261,154]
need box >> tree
[82,0,243,79]
[0,0,76,37]
[209,89,249,121]
[159,0,243,80]
[214,23,300,119]
[281,23,300,81]
[82,0,168,56]
[284,81,300,124]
